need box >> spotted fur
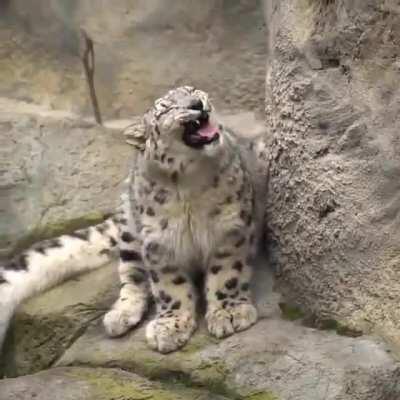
[0,86,267,353]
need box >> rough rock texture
[3,257,400,399]
[0,99,133,257]
[264,0,400,348]
[57,319,400,400]
[3,2,400,399]
[0,0,266,255]
[0,367,230,400]
[1,264,118,377]
[0,0,266,118]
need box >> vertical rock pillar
[264,0,400,345]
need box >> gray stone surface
[3,255,400,399]
[1,264,118,377]
[0,0,267,255]
[56,318,400,400]
[264,0,400,348]
[0,1,266,118]
[0,99,133,257]
[0,367,230,400]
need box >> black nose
[188,99,203,111]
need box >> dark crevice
[322,0,336,5]
[303,315,363,337]
[314,146,330,158]
[319,200,338,219]
[321,58,340,69]
[49,313,105,369]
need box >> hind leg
[103,223,149,337]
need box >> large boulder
[3,255,400,399]
[0,99,133,257]
[264,0,400,347]
[0,367,230,400]
[0,264,118,377]
[0,0,266,118]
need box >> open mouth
[183,112,220,149]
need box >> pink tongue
[197,121,219,139]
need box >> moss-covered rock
[1,265,118,378]
[3,255,399,399]
[278,302,305,321]
[57,316,399,400]
[2,311,78,377]
[57,322,235,396]
[264,0,400,353]
[244,393,279,400]
[8,211,109,257]
[0,367,230,400]
[279,302,363,337]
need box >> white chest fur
[142,189,242,270]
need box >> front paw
[103,298,146,337]
[145,311,196,353]
[206,302,258,339]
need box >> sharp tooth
[195,120,200,127]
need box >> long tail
[0,218,119,350]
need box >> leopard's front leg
[103,221,149,337]
[143,236,197,353]
[206,227,258,338]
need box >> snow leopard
[0,86,267,353]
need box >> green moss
[320,319,363,337]
[72,363,274,400]
[318,318,338,330]
[179,332,219,354]
[279,302,305,321]
[9,211,109,256]
[336,324,362,337]
[279,302,362,338]
[73,330,235,397]
[304,316,363,337]
[244,393,279,400]
[130,352,230,396]
[1,312,78,377]
[190,361,233,397]
[68,368,224,400]
[72,370,167,400]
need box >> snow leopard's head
[124,86,223,158]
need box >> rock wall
[0,100,133,258]
[0,0,266,118]
[264,0,400,347]
[0,0,267,257]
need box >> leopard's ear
[123,118,147,151]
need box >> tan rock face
[0,101,132,257]
[0,0,267,255]
[264,0,400,347]
[0,0,266,118]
